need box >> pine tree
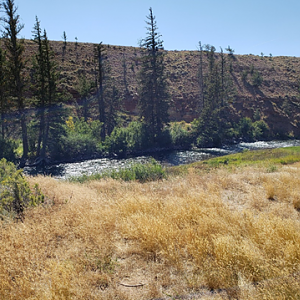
[41,29,60,161]
[94,42,106,140]
[198,41,204,110]
[194,44,235,147]
[138,8,169,144]
[220,47,225,107]
[62,31,67,61]
[1,0,28,162]
[32,18,59,163]
[122,50,129,94]
[32,16,46,157]
[0,46,7,140]
[105,84,120,135]
[77,74,92,122]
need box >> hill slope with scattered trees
[20,39,300,139]
[1,1,300,165]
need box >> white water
[23,140,300,179]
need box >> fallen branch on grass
[118,282,146,287]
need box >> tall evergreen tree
[93,43,120,138]
[41,29,59,161]
[122,50,129,94]
[194,44,234,147]
[32,18,59,162]
[77,74,93,122]
[62,30,67,61]
[198,41,204,110]
[105,84,120,135]
[32,16,46,157]
[0,46,7,139]
[1,0,28,162]
[220,47,225,107]
[94,42,106,140]
[138,7,169,144]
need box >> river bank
[6,153,300,299]
[23,139,300,179]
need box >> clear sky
[14,0,300,57]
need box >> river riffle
[23,140,300,179]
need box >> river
[23,140,300,179]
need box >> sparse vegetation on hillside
[20,37,300,160]
[1,149,300,299]
[1,3,300,164]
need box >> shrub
[105,126,128,156]
[61,133,99,159]
[236,118,270,141]
[252,70,263,87]
[237,117,254,141]
[0,158,44,220]
[113,159,166,182]
[59,117,103,160]
[105,121,151,156]
[193,115,225,148]
[70,158,166,183]
[242,70,248,82]
[252,120,270,139]
[126,121,148,151]
[170,122,192,148]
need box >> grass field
[1,147,300,299]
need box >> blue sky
[15,0,300,57]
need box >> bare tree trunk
[220,47,225,107]
[95,43,106,140]
[199,41,204,110]
[1,111,4,139]
[36,107,44,157]
[20,111,28,164]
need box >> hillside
[23,39,300,138]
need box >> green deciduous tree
[138,7,169,145]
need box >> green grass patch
[70,158,166,183]
[202,147,300,167]
[168,146,300,175]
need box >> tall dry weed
[1,165,300,299]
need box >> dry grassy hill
[24,40,300,136]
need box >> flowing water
[23,140,300,179]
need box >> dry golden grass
[1,163,300,299]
